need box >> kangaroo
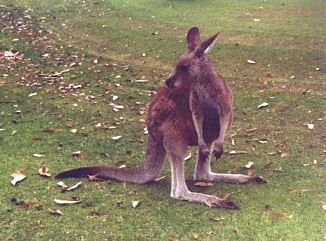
[56,27,266,209]
[165,27,230,162]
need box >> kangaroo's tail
[55,166,103,179]
[56,131,166,184]
[55,166,158,184]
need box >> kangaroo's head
[165,27,220,88]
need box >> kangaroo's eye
[178,65,189,72]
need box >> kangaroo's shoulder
[147,86,190,126]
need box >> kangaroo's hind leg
[164,136,238,209]
[193,141,267,184]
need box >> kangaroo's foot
[195,173,267,185]
[171,190,239,209]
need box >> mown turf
[0,0,325,240]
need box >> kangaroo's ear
[187,27,201,51]
[195,32,221,57]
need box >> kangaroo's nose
[165,77,175,88]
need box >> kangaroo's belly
[148,87,220,146]
[178,106,220,146]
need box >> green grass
[0,0,325,240]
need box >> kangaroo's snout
[165,77,176,88]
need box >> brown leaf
[289,189,312,194]
[209,216,225,222]
[271,211,287,219]
[16,200,31,209]
[39,162,51,177]
[247,169,254,176]
[194,181,213,187]
[89,209,100,217]
[44,127,62,134]
[49,209,64,216]
[221,192,234,201]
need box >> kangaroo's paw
[213,145,224,159]
[199,144,210,159]
[247,176,267,185]
[212,198,240,209]
[203,195,239,209]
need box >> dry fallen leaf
[33,153,45,158]
[271,211,287,219]
[281,152,288,158]
[67,181,82,191]
[228,150,248,155]
[111,135,122,141]
[28,92,37,97]
[244,161,254,169]
[194,181,213,187]
[70,129,78,134]
[290,189,311,194]
[246,128,259,133]
[71,151,81,157]
[57,181,82,192]
[89,209,100,217]
[209,216,225,221]
[134,79,149,83]
[57,181,68,189]
[39,162,51,177]
[11,172,27,185]
[258,102,269,108]
[15,200,31,209]
[143,127,148,135]
[54,199,81,205]
[132,200,140,208]
[306,123,314,130]
[184,153,192,161]
[154,176,166,182]
[48,208,64,216]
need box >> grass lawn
[0,0,325,240]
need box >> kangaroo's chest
[191,84,220,109]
